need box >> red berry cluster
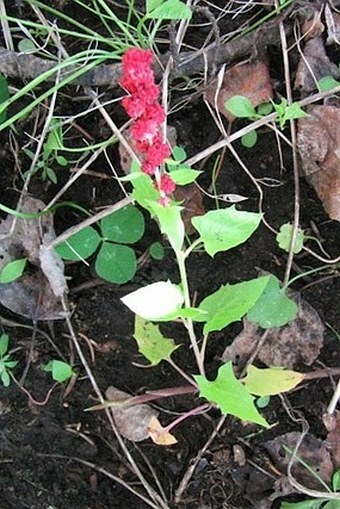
[120,48,176,204]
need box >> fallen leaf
[242,365,304,396]
[0,197,66,320]
[263,432,334,490]
[325,4,340,45]
[106,386,159,442]
[205,59,273,122]
[173,184,205,235]
[323,412,340,469]
[148,416,177,445]
[294,36,339,92]
[297,104,340,221]
[223,294,324,370]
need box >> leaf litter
[222,292,324,370]
[0,197,67,320]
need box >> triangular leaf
[247,275,298,328]
[134,315,179,365]
[131,172,159,213]
[121,281,184,320]
[194,362,268,427]
[199,276,269,334]
[242,365,305,396]
[169,167,202,185]
[148,201,184,253]
[191,207,262,257]
[0,335,9,357]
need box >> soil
[0,2,340,509]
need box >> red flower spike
[120,47,175,197]
[155,174,176,195]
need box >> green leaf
[199,276,269,334]
[257,102,273,115]
[46,360,73,383]
[4,360,18,369]
[191,206,262,257]
[148,0,192,20]
[318,76,340,92]
[169,167,202,185]
[134,315,179,365]
[224,95,257,118]
[17,39,36,52]
[56,155,68,166]
[55,226,101,261]
[172,145,187,161]
[274,100,308,129]
[280,500,327,509]
[131,172,159,213]
[0,258,27,283]
[276,223,305,254]
[332,470,340,491]
[0,74,9,124]
[176,307,208,321]
[247,275,298,328]
[45,166,58,184]
[95,242,137,284]
[122,281,184,320]
[148,201,184,253]
[147,0,163,14]
[241,130,258,148]
[100,205,145,244]
[1,370,10,387]
[0,334,9,357]
[149,241,165,260]
[256,395,270,408]
[324,500,340,509]
[242,365,304,397]
[194,362,268,427]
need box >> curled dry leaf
[323,411,340,469]
[147,415,177,446]
[0,197,66,320]
[297,104,340,221]
[294,35,339,92]
[325,4,340,45]
[222,294,324,370]
[105,386,158,442]
[205,59,273,122]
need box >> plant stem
[176,250,205,376]
[165,403,210,434]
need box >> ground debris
[222,294,324,370]
[297,104,340,221]
[0,197,66,320]
[323,411,340,469]
[205,59,273,122]
[105,386,158,442]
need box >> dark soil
[0,2,340,509]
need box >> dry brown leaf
[0,197,66,320]
[294,36,339,92]
[173,184,205,235]
[106,386,158,442]
[325,4,340,45]
[148,415,177,446]
[222,294,324,370]
[263,432,334,491]
[297,104,340,221]
[323,411,340,469]
[205,59,273,122]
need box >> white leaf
[121,281,184,320]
